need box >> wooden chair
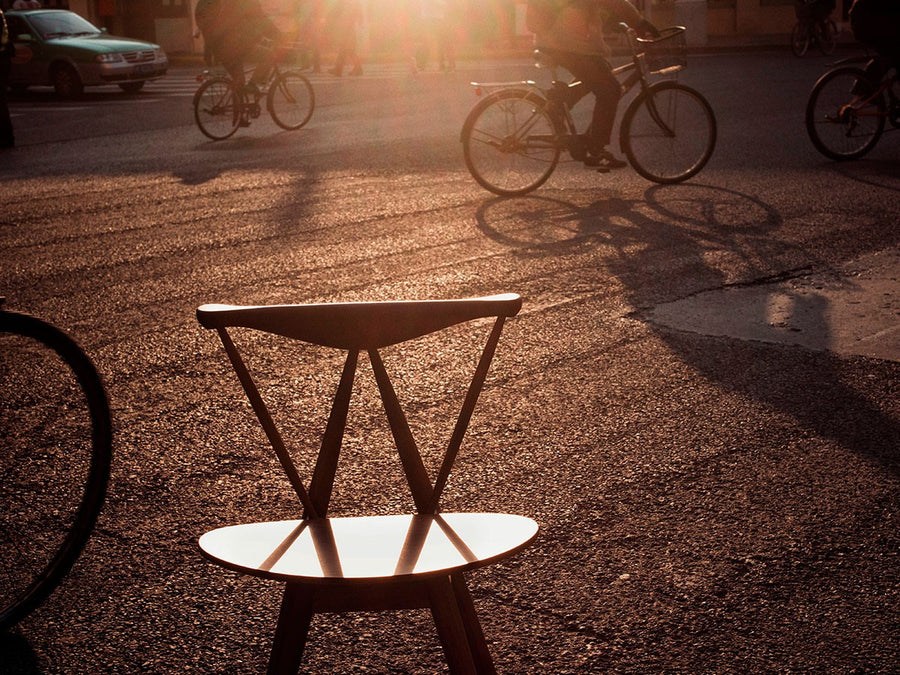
[196,293,538,674]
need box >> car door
[8,14,48,86]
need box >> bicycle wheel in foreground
[805,66,886,161]
[461,89,561,196]
[0,310,112,631]
[267,70,315,131]
[620,81,717,184]
[194,77,241,140]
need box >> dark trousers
[542,49,620,153]
[0,49,14,147]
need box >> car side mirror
[100,27,108,33]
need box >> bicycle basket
[636,26,687,75]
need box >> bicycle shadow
[474,183,900,477]
[0,631,39,674]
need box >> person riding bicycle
[794,0,835,28]
[195,0,283,103]
[849,0,900,95]
[531,0,658,170]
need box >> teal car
[6,9,168,97]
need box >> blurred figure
[328,0,362,76]
[421,0,455,72]
[1,7,14,149]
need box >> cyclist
[794,0,836,31]
[195,0,283,107]
[849,0,900,95]
[531,0,658,170]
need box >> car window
[28,12,101,39]
[6,15,31,39]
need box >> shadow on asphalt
[473,183,900,477]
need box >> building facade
[0,0,857,54]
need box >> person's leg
[0,51,14,148]
[546,51,623,165]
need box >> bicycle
[460,25,717,197]
[791,1,838,57]
[193,43,315,141]
[0,299,112,631]
[805,56,900,160]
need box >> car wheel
[118,82,145,94]
[51,64,84,98]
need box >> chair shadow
[0,631,39,674]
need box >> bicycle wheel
[817,19,838,55]
[461,88,561,197]
[194,77,241,140]
[267,70,315,131]
[620,81,717,184]
[805,66,886,161]
[0,309,112,631]
[791,22,810,57]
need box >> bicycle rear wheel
[805,66,886,160]
[620,81,717,184]
[461,88,561,197]
[194,77,241,140]
[0,309,112,631]
[267,70,315,130]
[791,22,810,57]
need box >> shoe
[328,67,342,77]
[584,148,627,170]
[349,66,362,76]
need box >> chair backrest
[197,294,522,521]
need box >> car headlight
[96,53,124,63]
[154,48,166,60]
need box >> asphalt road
[1,50,899,673]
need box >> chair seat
[199,513,538,583]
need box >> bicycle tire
[0,309,112,631]
[817,19,838,55]
[267,70,315,131]
[194,77,242,140]
[620,81,717,184]
[461,88,561,197]
[805,66,886,161]
[791,22,810,57]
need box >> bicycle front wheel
[791,22,810,57]
[461,88,561,197]
[194,77,241,140]
[805,66,886,160]
[0,310,112,631]
[620,81,717,184]
[267,70,315,130]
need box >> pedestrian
[421,0,455,72]
[328,0,363,76]
[1,7,15,150]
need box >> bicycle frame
[468,28,674,161]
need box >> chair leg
[450,572,497,675]
[268,583,314,675]
[426,576,477,675]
